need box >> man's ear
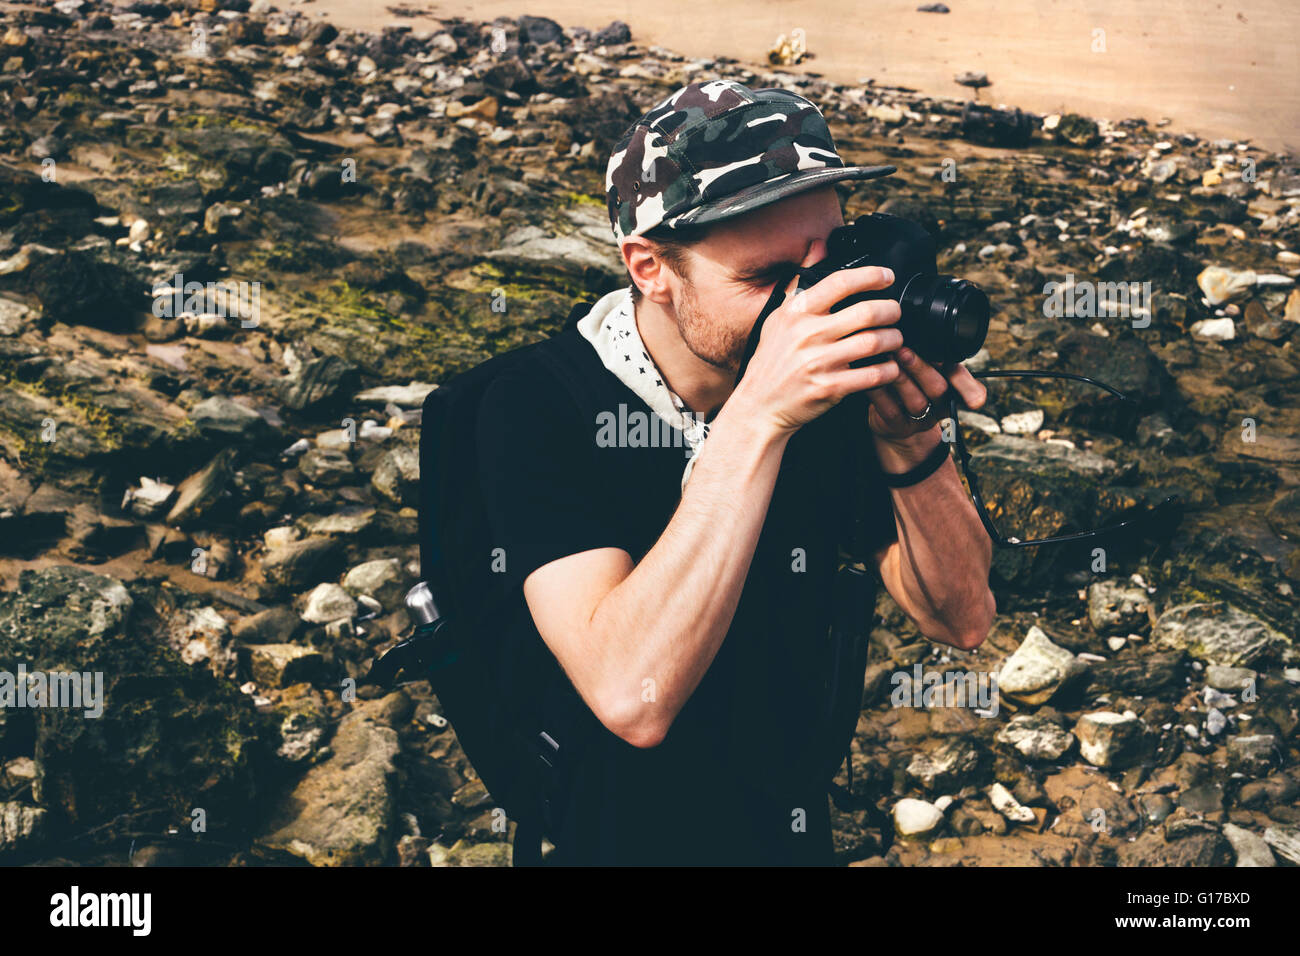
[621,237,673,305]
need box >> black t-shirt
[476,326,897,865]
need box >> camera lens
[898,274,989,365]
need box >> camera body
[796,213,990,367]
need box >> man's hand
[730,240,905,437]
[866,346,987,472]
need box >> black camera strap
[727,263,882,801]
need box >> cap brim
[665,165,896,230]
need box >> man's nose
[800,238,829,270]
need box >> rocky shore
[0,0,1296,866]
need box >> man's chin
[704,352,742,373]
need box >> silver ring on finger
[907,401,933,422]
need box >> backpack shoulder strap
[533,304,608,428]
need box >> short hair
[627,222,711,306]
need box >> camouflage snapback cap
[605,78,895,243]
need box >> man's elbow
[596,693,668,749]
[942,589,997,651]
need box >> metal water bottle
[361,582,458,686]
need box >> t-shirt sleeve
[476,364,630,592]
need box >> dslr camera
[791,212,990,368]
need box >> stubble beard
[674,277,749,374]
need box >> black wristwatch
[881,438,951,488]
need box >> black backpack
[367,299,879,864]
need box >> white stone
[1197,266,1257,305]
[264,526,301,549]
[1000,409,1044,435]
[1191,317,1237,341]
[1223,824,1276,866]
[893,798,944,838]
[997,626,1086,704]
[989,782,1036,823]
[958,410,1000,434]
[301,583,357,624]
[1075,711,1143,767]
[354,382,438,408]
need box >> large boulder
[1152,603,1289,668]
[257,692,408,866]
[0,567,270,842]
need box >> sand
[295,0,1300,153]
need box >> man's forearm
[874,429,996,648]
[585,400,789,745]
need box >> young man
[476,79,995,865]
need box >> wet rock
[997,626,1087,705]
[1266,488,1300,542]
[353,382,436,408]
[258,693,407,866]
[1263,825,1300,865]
[517,15,564,46]
[592,21,632,45]
[342,558,406,609]
[0,802,46,856]
[397,834,431,866]
[166,448,239,528]
[1117,829,1233,866]
[0,567,266,833]
[960,102,1033,147]
[190,396,268,441]
[371,444,420,506]
[247,643,327,689]
[297,447,354,487]
[1074,711,1147,768]
[231,606,300,645]
[279,355,360,413]
[1206,664,1258,693]
[906,738,985,792]
[0,297,32,335]
[893,798,944,839]
[486,217,623,282]
[300,583,357,624]
[431,839,512,867]
[203,202,251,240]
[166,605,237,679]
[999,409,1042,435]
[1190,317,1236,341]
[23,248,136,329]
[1221,823,1276,866]
[1226,734,1280,777]
[261,536,343,591]
[1139,793,1176,825]
[1054,114,1099,148]
[299,506,382,539]
[121,476,175,519]
[1197,266,1257,305]
[988,782,1035,824]
[1244,299,1288,341]
[995,714,1074,761]
[272,691,330,765]
[1087,580,1151,635]
[1177,782,1224,814]
[972,433,1117,477]
[1152,602,1287,668]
